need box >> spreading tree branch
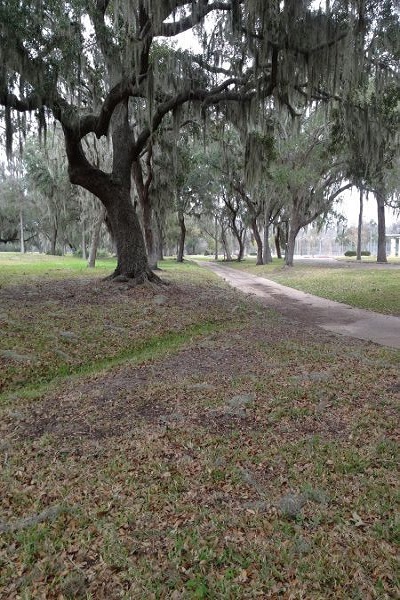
[157,1,237,36]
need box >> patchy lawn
[0,256,399,599]
[225,258,400,316]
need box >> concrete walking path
[199,262,400,350]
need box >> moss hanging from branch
[5,106,13,159]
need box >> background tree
[267,110,351,266]
[331,0,400,262]
[24,140,81,255]
[0,171,25,248]
[0,1,375,281]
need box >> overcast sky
[338,190,398,227]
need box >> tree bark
[262,202,272,263]
[105,188,150,278]
[177,209,186,263]
[251,216,263,265]
[50,219,58,255]
[229,219,245,261]
[19,208,25,254]
[356,188,363,261]
[156,232,164,261]
[220,225,232,261]
[143,200,158,269]
[263,224,272,263]
[154,210,164,262]
[81,218,87,261]
[88,205,106,268]
[237,236,245,261]
[64,100,155,282]
[376,186,387,263]
[214,214,218,260]
[285,223,300,267]
[132,147,158,269]
[274,225,282,259]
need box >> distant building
[386,234,400,257]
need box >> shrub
[344,250,371,257]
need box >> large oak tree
[1,0,372,281]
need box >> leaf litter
[0,267,399,599]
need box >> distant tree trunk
[81,218,87,261]
[237,236,245,261]
[88,206,106,268]
[356,188,363,261]
[142,201,157,269]
[274,225,282,259]
[50,219,58,255]
[177,209,186,263]
[155,212,164,261]
[214,214,218,260]
[285,223,300,267]
[19,208,25,254]
[251,216,263,265]
[220,225,232,261]
[262,203,272,263]
[263,224,272,263]
[376,185,387,263]
[229,219,245,261]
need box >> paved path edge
[199,262,400,350]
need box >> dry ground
[0,265,399,599]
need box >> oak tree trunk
[50,221,58,255]
[214,214,218,260]
[132,150,158,269]
[88,205,106,268]
[155,212,164,261]
[274,226,282,259]
[65,100,156,283]
[237,236,245,261]
[251,216,263,265]
[177,209,186,263]
[376,186,387,263]
[263,224,272,263]
[106,191,150,277]
[356,188,363,261]
[19,208,25,254]
[220,226,232,261]
[143,202,158,269]
[285,224,300,267]
[81,218,87,261]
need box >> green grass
[0,252,116,286]
[225,257,400,315]
[0,320,232,405]
[0,253,399,599]
[0,254,234,397]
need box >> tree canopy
[0,1,399,272]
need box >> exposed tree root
[103,268,168,286]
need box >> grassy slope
[224,258,400,316]
[0,253,116,286]
[0,254,399,599]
